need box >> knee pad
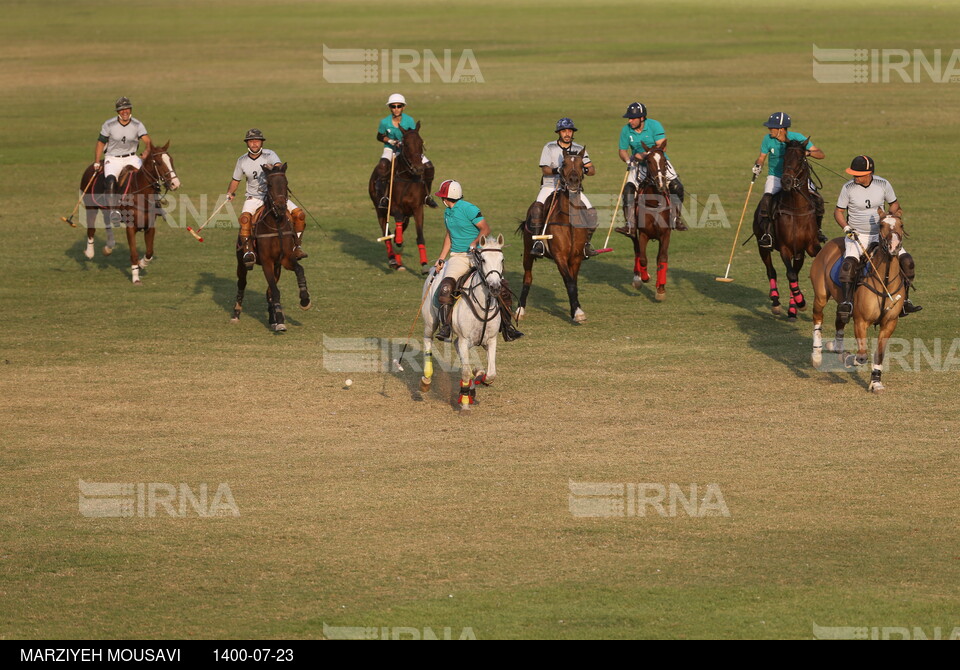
[239,213,254,237]
[899,252,915,278]
[839,257,858,283]
[291,208,306,233]
[529,201,544,226]
[669,178,684,200]
[437,277,456,304]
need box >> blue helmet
[555,117,578,133]
[763,112,792,129]
[623,102,647,119]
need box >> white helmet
[434,180,463,201]
[386,93,407,107]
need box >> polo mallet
[394,263,441,372]
[532,181,561,250]
[600,165,632,251]
[850,232,901,308]
[716,173,757,282]
[61,171,98,228]
[377,153,397,242]
[187,197,231,242]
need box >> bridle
[141,150,177,194]
[558,152,583,194]
[781,142,810,192]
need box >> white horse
[420,234,505,411]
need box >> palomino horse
[516,147,598,323]
[753,138,823,320]
[420,235,505,412]
[80,142,180,284]
[810,213,906,393]
[367,121,431,273]
[623,142,673,300]
[230,164,311,332]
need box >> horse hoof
[787,315,797,323]
[299,299,311,311]
[397,265,407,272]
[421,264,430,275]
[419,377,431,392]
[771,305,781,315]
[811,351,822,369]
[515,307,525,321]
[103,245,114,256]
[84,243,95,260]
[632,276,642,289]
[230,317,240,324]
[869,381,886,394]
[573,309,586,323]
[458,403,472,414]
[655,289,666,302]
[274,323,287,332]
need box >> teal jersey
[618,119,668,160]
[760,131,810,177]
[377,113,417,150]
[444,200,485,253]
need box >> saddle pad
[829,257,870,285]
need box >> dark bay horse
[810,213,906,392]
[80,142,180,284]
[231,164,311,332]
[516,147,598,323]
[622,142,673,301]
[753,138,823,320]
[368,121,430,273]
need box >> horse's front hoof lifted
[869,380,886,393]
[274,323,287,333]
[103,245,114,256]
[300,297,311,310]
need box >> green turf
[1,0,958,640]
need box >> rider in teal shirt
[373,93,437,208]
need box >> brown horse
[80,142,180,284]
[810,214,906,392]
[367,121,431,273]
[516,147,598,323]
[753,138,823,320]
[622,142,673,301]
[230,164,311,332]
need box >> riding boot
[758,193,775,248]
[290,208,308,260]
[615,182,638,236]
[582,207,599,258]
[423,161,438,208]
[529,202,546,257]
[498,279,524,341]
[837,257,857,324]
[374,158,392,208]
[435,277,456,341]
[106,175,121,224]
[239,213,256,270]
[669,178,688,231]
[813,191,827,243]
[898,252,922,316]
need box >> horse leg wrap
[790,280,805,308]
[788,294,797,318]
[418,243,428,265]
[656,262,668,288]
[458,380,476,406]
[769,278,779,301]
[394,220,404,246]
[385,239,394,258]
[635,257,649,282]
[423,350,433,379]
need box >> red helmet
[434,179,463,200]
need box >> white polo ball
[345,379,353,387]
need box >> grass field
[2,0,959,640]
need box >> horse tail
[516,219,527,235]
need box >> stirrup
[531,240,545,258]
[759,232,773,249]
[583,243,598,259]
[614,225,635,237]
[242,251,256,270]
[378,196,389,209]
[293,246,308,260]
[109,210,122,225]
[901,299,922,316]
[837,300,853,322]
[673,217,688,231]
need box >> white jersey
[232,149,282,198]
[539,141,591,188]
[836,176,897,236]
[99,116,148,157]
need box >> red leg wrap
[656,262,668,287]
[418,243,428,265]
[394,221,404,245]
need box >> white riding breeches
[844,234,908,260]
[765,175,817,195]
[631,159,678,187]
[380,147,430,163]
[104,154,142,180]
[536,186,593,209]
[242,197,297,216]
[438,252,474,284]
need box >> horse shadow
[62,234,130,280]
[193,270,306,332]
[334,229,424,277]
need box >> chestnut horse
[810,214,906,393]
[80,142,180,284]
[231,164,311,332]
[367,121,430,273]
[623,142,673,300]
[753,138,822,320]
[516,147,598,323]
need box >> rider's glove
[843,225,859,240]
[751,163,762,177]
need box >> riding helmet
[115,97,132,112]
[763,112,792,129]
[434,179,463,201]
[846,155,875,176]
[623,102,647,119]
[555,117,578,133]
[244,128,266,142]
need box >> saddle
[828,245,876,286]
